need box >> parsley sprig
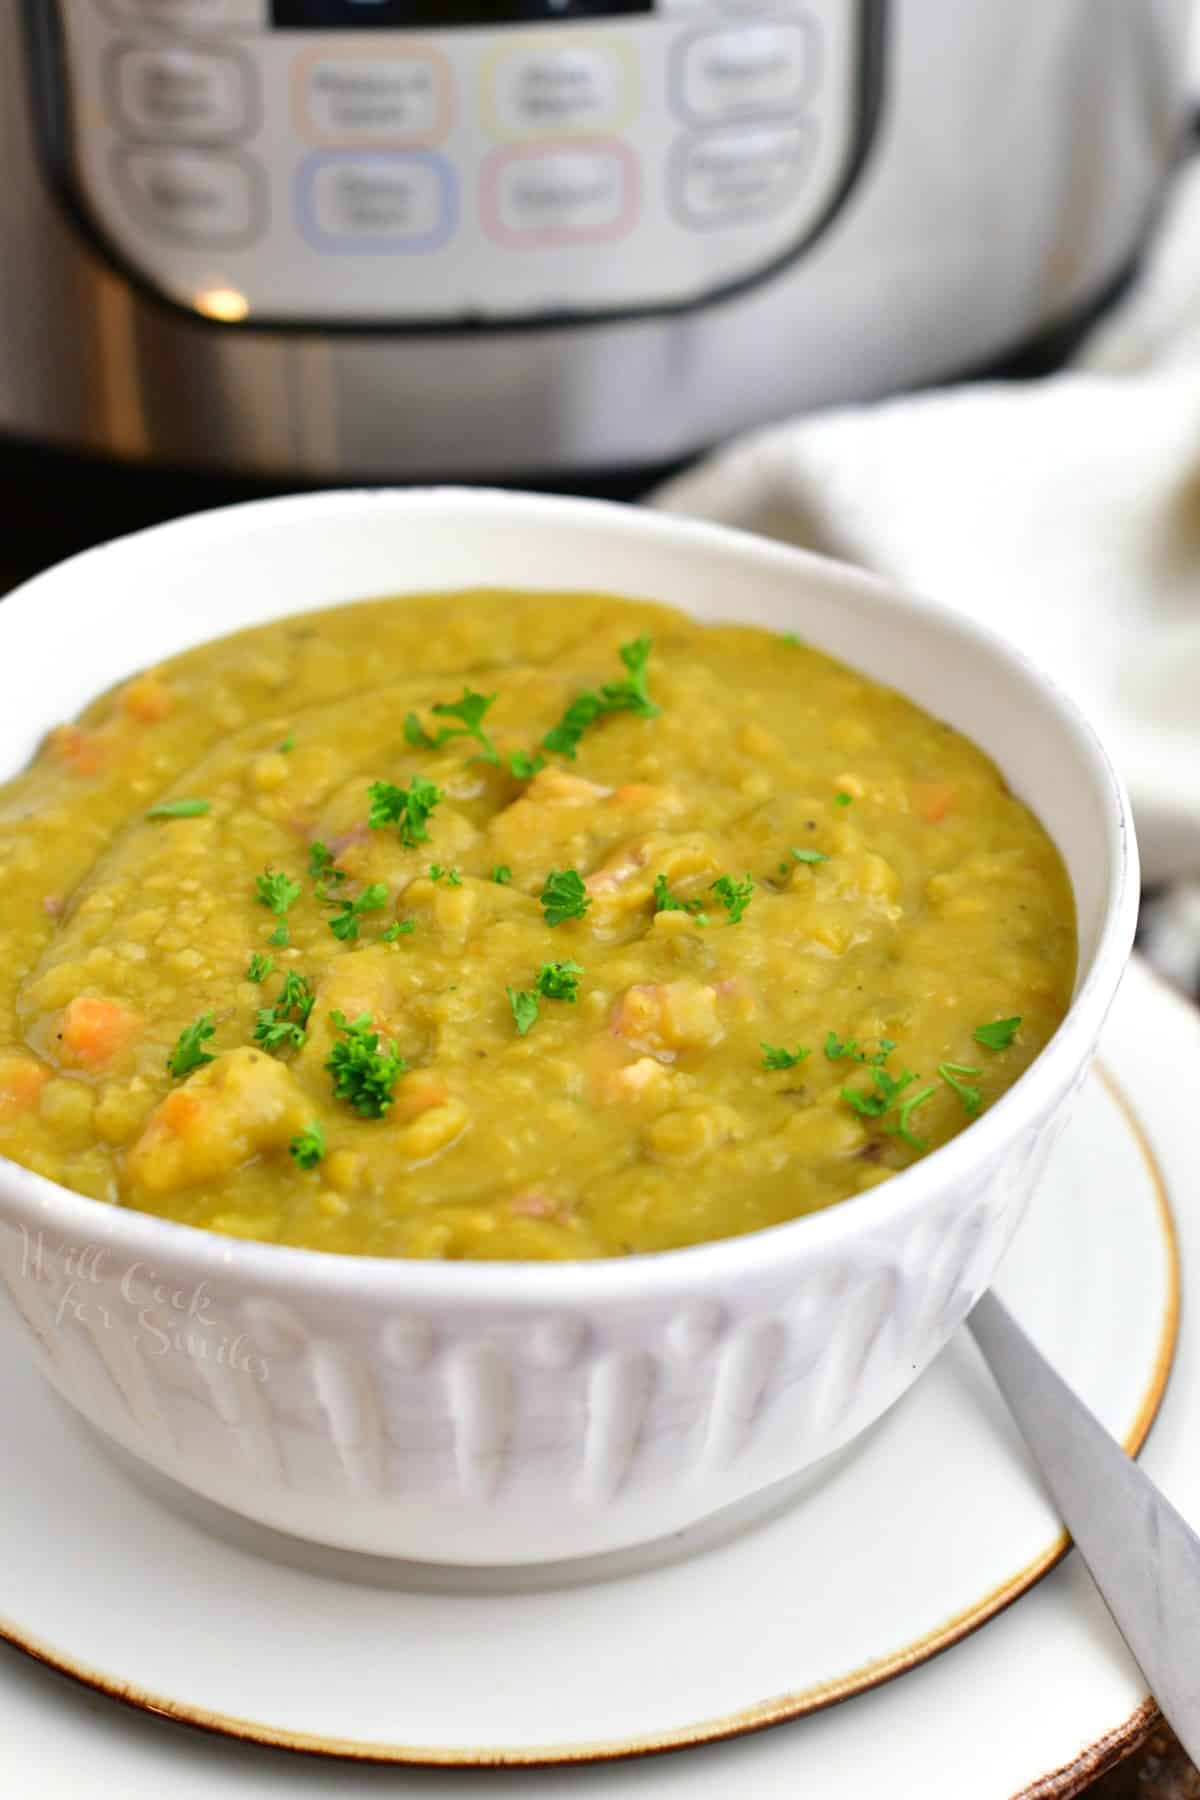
[541,868,591,926]
[710,873,754,925]
[541,637,659,760]
[246,953,274,984]
[938,1061,983,1117]
[327,882,389,943]
[167,1014,215,1079]
[406,689,500,765]
[508,960,586,1035]
[508,749,547,781]
[146,798,210,820]
[253,971,315,1055]
[762,1043,811,1070]
[255,869,302,947]
[654,873,708,923]
[309,841,347,895]
[289,1122,325,1170]
[974,1016,1022,1051]
[507,988,539,1037]
[537,959,584,1002]
[367,775,442,848]
[326,1011,407,1118]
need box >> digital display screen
[272,1,653,26]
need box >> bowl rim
[0,486,1140,1303]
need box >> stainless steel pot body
[0,0,1190,480]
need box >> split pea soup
[0,590,1075,1259]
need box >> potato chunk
[126,1048,309,1194]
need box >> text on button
[114,146,263,244]
[484,40,636,138]
[482,140,638,246]
[109,45,255,140]
[294,47,453,145]
[675,22,818,123]
[671,121,816,225]
[299,152,456,250]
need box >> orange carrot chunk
[0,1053,50,1121]
[59,996,143,1069]
[121,674,172,723]
[913,781,957,824]
[47,725,106,777]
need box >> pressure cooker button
[110,45,256,141]
[98,0,264,29]
[486,44,634,138]
[299,54,451,144]
[671,121,816,226]
[114,147,263,246]
[674,23,817,124]
[299,153,456,250]
[482,142,638,246]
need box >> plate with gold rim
[0,958,1184,1792]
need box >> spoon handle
[968,1289,1200,1762]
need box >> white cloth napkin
[652,161,1200,885]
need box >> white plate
[0,961,1183,1797]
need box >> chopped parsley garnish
[289,1122,325,1170]
[326,1011,407,1118]
[256,868,302,946]
[491,865,513,885]
[146,798,210,820]
[508,749,547,780]
[327,882,388,942]
[253,971,315,1055]
[834,792,853,807]
[309,841,347,890]
[790,847,829,865]
[761,1043,811,1070]
[541,636,659,759]
[367,775,442,848]
[278,733,296,754]
[889,1085,936,1151]
[653,873,708,922]
[507,987,539,1037]
[974,1016,1022,1051]
[245,953,274,984]
[540,868,591,926]
[429,865,463,887]
[710,873,754,925]
[277,971,315,1027]
[781,632,802,647]
[938,1061,983,1117]
[841,1063,916,1120]
[167,1014,215,1079]
[406,688,500,765]
[382,920,415,942]
[536,960,583,1003]
[824,1032,896,1067]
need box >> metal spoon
[969,1290,1200,1762]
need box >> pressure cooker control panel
[37,0,881,326]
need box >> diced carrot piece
[158,1089,204,1134]
[121,674,172,723]
[913,781,957,824]
[59,996,143,1069]
[0,1054,50,1121]
[47,725,106,777]
[392,1070,450,1121]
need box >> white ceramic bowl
[0,490,1137,1567]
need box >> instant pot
[0,0,1192,487]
